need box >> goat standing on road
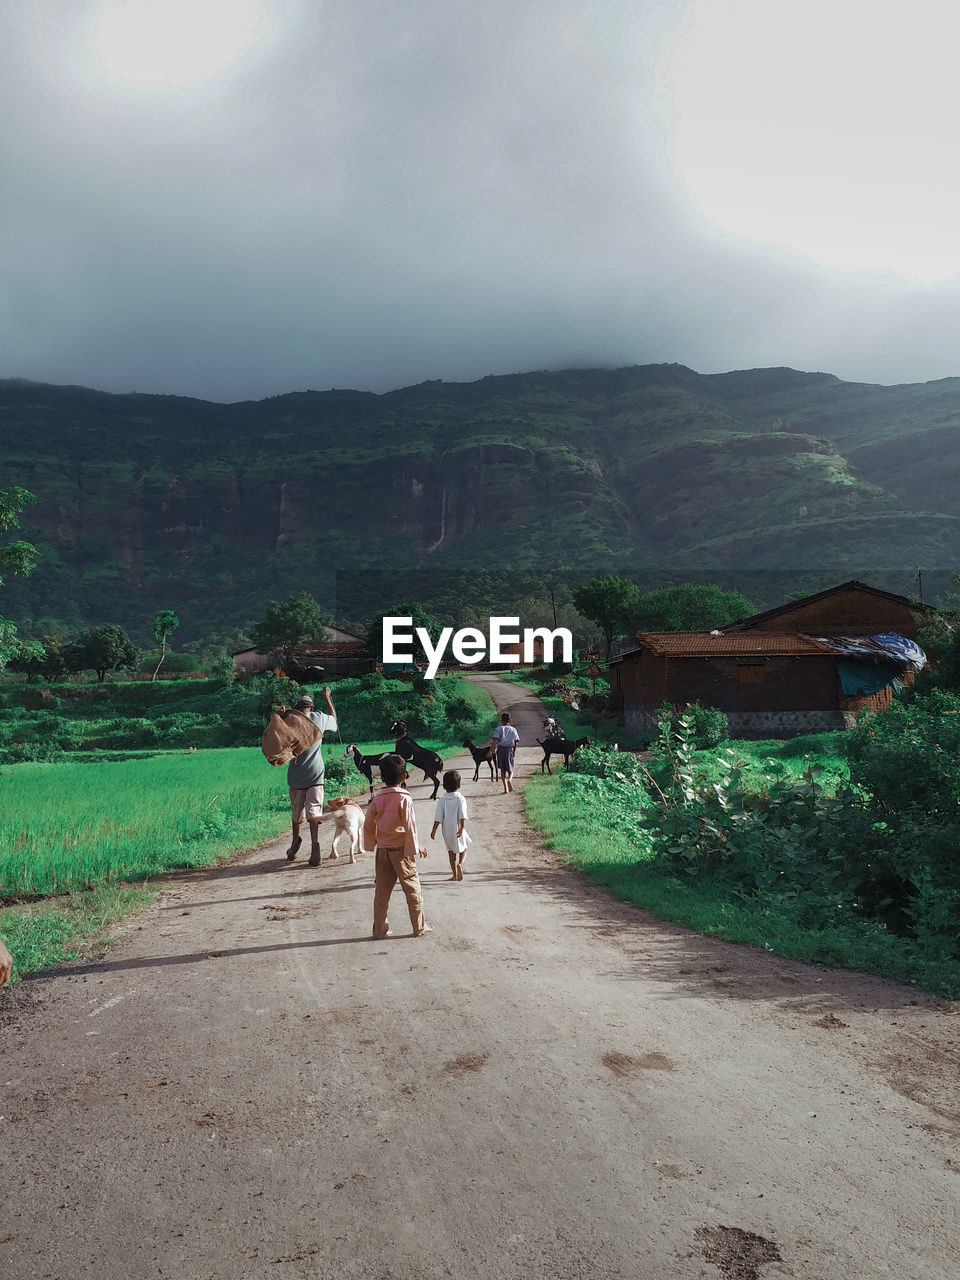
[344,744,406,795]
[390,720,444,800]
[463,738,499,783]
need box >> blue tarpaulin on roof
[815,632,926,671]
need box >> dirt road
[3,674,959,1279]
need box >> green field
[0,747,298,896]
[0,674,497,983]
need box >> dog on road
[325,796,366,862]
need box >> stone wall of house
[624,702,854,739]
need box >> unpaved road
[2,674,959,1280]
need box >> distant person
[431,769,471,880]
[286,687,338,867]
[543,715,564,739]
[363,753,432,939]
[490,711,520,794]
[0,937,12,986]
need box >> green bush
[641,699,960,962]
[654,700,729,750]
[0,671,493,758]
[845,688,960,818]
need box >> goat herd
[343,719,592,799]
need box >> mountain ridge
[1,363,958,641]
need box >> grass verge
[522,769,960,1000]
[1,883,155,986]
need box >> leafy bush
[567,744,652,788]
[641,703,960,961]
[0,670,492,758]
[845,689,960,818]
[322,750,349,785]
[654,701,729,750]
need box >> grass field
[0,676,497,983]
[0,747,298,897]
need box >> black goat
[537,735,591,774]
[390,720,444,799]
[343,744,407,795]
[463,738,498,782]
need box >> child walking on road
[491,711,520,794]
[431,769,471,880]
[363,754,432,939]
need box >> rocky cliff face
[2,364,959,640]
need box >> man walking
[287,686,338,866]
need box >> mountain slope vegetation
[1,364,957,640]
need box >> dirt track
[2,673,959,1279]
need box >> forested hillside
[2,364,957,641]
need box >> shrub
[654,701,729,750]
[845,689,960,819]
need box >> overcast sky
[3,0,960,402]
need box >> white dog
[325,796,366,863]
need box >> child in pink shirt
[362,754,432,939]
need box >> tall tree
[251,592,330,670]
[0,485,41,671]
[364,601,444,661]
[572,575,640,657]
[64,624,142,683]
[151,609,180,682]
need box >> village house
[717,579,929,639]
[232,625,375,678]
[608,581,931,738]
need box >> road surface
[2,673,958,1279]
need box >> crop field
[0,669,497,981]
[0,747,300,897]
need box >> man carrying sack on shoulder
[286,686,337,866]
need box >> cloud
[1,0,959,401]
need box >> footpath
[2,673,958,1280]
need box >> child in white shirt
[431,769,471,880]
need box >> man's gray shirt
[286,710,337,790]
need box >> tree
[0,485,39,584]
[251,592,330,670]
[572,575,640,657]
[64,624,142,683]
[364,601,444,661]
[631,584,757,633]
[914,574,960,694]
[150,609,180,682]
[0,485,41,671]
[8,635,66,683]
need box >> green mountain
[2,364,958,642]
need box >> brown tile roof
[636,631,834,658]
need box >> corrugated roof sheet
[636,631,834,657]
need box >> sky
[3,0,960,402]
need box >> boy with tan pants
[362,754,432,939]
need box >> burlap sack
[261,707,323,767]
